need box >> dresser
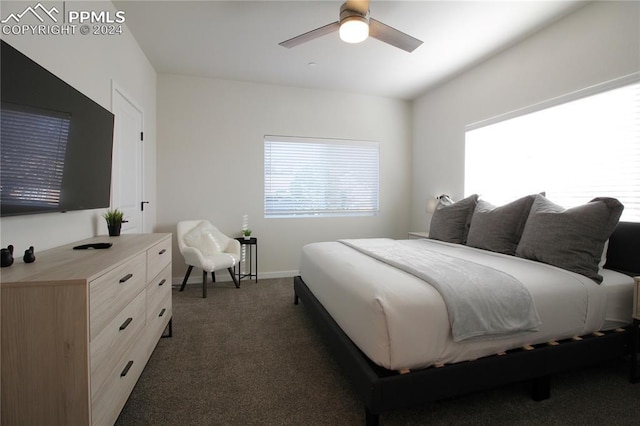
[1,233,172,425]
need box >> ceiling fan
[279,0,423,53]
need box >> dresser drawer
[90,252,147,340]
[91,334,149,426]
[147,264,171,316]
[147,237,171,283]
[145,292,172,356]
[90,290,146,399]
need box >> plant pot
[108,223,122,237]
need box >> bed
[294,195,640,425]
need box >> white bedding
[299,238,634,371]
[340,238,542,342]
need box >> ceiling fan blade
[369,18,423,52]
[345,0,370,15]
[279,21,340,48]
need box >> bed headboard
[605,221,640,276]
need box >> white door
[111,83,144,233]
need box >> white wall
[156,74,412,280]
[0,1,157,253]
[411,0,640,231]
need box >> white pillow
[183,222,224,256]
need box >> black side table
[236,237,258,283]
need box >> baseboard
[172,269,298,285]
[258,270,299,279]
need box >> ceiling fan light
[339,16,369,44]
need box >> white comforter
[340,239,541,342]
[299,238,634,371]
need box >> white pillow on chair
[184,222,224,256]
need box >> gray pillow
[515,195,624,283]
[466,195,536,255]
[429,194,479,244]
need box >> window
[264,136,379,218]
[465,77,640,222]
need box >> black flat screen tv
[1,39,114,217]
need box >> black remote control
[73,242,113,250]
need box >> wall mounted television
[1,39,115,217]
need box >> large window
[465,77,640,222]
[264,135,379,218]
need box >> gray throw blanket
[339,239,541,342]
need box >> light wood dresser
[1,233,172,425]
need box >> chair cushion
[183,222,226,256]
[200,253,238,271]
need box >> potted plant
[103,208,125,236]
[242,229,252,240]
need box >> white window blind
[1,104,70,208]
[264,136,379,218]
[465,78,640,222]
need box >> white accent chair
[177,220,241,298]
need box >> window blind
[465,79,640,222]
[264,136,379,218]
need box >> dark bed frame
[293,222,640,425]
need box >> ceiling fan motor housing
[340,2,370,24]
[339,2,370,43]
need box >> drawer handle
[159,308,166,317]
[159,249,166,255]
[158,279,166,286]
[119,317,133,331]
[119,273,133,283]
[120,360,134,377]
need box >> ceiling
[115,1,584,100]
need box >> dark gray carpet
[116,278,640,425]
